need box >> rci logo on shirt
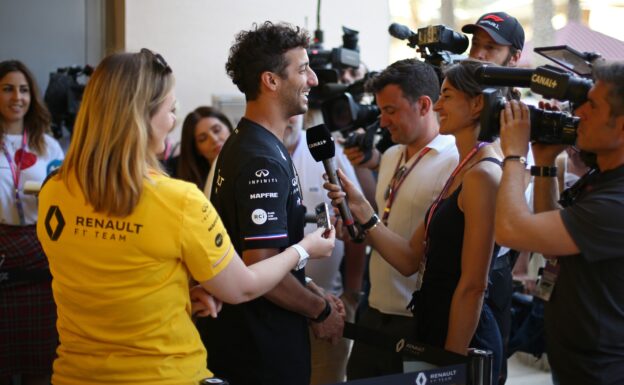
[44,205,65,241]
[251,209,268,225]
[215,233,223,247]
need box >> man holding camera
[344,58,458,379]
[497,61,624,384]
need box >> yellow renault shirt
[37,173,234,385]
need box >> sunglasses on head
[140,48,172,74]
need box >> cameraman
[496,61,624,385]
[344,59,458,379]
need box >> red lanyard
[424,142,487,240]
[2,130,28,225]
[412,142,487,291]
[382,146,431,225]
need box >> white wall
[124,0,390,139]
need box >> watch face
[296,256,309,271]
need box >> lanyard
[2,130,28,225]
[382,146,431,225]
[414,142,487,291]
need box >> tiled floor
[507,352,552,385]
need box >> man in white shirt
[343,58,458,379]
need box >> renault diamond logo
[415,372,427,385]
[44,205,65,241]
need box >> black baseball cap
[462,12,525,51]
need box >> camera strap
[1,129,28,225]
[382,146,431,225]
[415,142,487,291]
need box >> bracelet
[360,213,380,233]
[503,155,527,167]
[310,298,332,323]
[530,165,558,177]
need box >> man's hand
[531,101,567,165]
[310,294,346,344]
[339,128,380,169]
[500,100,531,157]
[190,284,222,318]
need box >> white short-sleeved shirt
[1,133,64,225]
[369,134,458,316]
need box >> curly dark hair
[226,21,310,101]
[176,106,233,190]
[366,58,440,104]
[0,60,52,155]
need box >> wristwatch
[360,213,381,233]
[290,244,309,270]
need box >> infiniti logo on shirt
[255,169,270,177]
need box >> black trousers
[486,250,517,385]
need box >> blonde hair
[59,51,174,217]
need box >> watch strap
[531,165,558,177]
[291,244,309,270]
[360,213,380,232]
[310,298,332,323]
[503,155,528,166]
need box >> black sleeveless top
[409,157,501,347]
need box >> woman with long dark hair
[0,59,64,385]
[326,59,504,379]
[175,106,233,192]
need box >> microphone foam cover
[306,124,335,161]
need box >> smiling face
[194,116,231,163]
[277,47,318,117]
[433,79,480,135]
[149,89,177,154]
[375,84,426,145]
[0,71,31,126]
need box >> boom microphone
[306,123,362,242]
[388,23,416,40]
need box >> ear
[416,96,432,116]
[507,50,522,67]
[260,71,279,92]
[469,94,484,120]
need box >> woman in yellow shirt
[37,49,335,385]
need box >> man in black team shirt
[497,61,624,385]
[206,21,344,385]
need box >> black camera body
[479,89,579,145]
[476,45,602,145]
[320,86,381,163]
[389,23,468,82]
[307,26,361,106]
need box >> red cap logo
[483,14,504,23]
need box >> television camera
[476,45,601,144]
